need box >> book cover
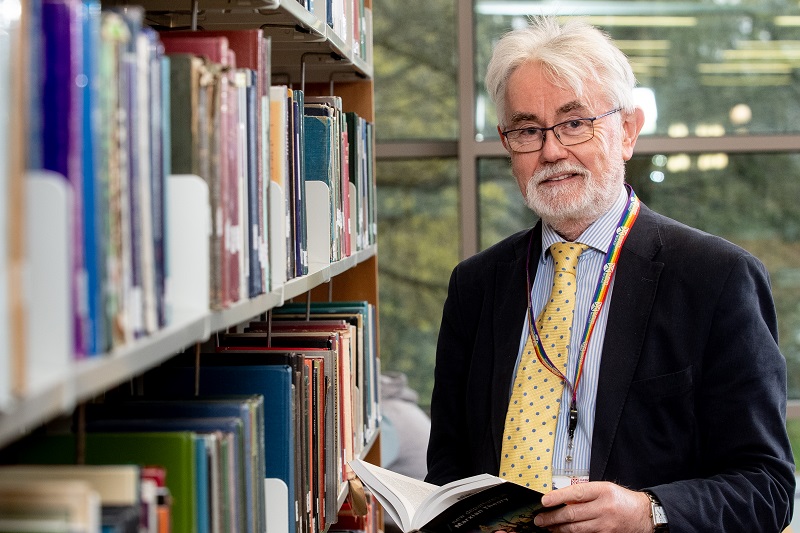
[269,85,292,282]
[290,89,308,277]
[244,69,263,298]
[114,7,146,342]
[97,10,131,349]
[41,0,88,357]
[79,0,107,356]
[223,48,242,308]
[350,460,555,533]
[154,53,171,329]
[303,110,337,263]
[345,111,365,250]
[135,27,159,337]
[306,95,349,259]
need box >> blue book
[244,69,263,298]
[150,41,169,329]
[194,435,211,533]
[303,110,336,262]
[80,0,106,355]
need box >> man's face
[498,61,642,230]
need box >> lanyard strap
[525,186,641,408]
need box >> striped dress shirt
[513,187,629,477]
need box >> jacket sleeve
[646,252,795,533]
[426,264,478,485]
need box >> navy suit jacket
[426,202,795,532]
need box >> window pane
[373,0,458,141]
[376,158,460,410]
[474,0,800,140]
[478,158,538,251]
[477,153,800,398]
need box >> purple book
[41,0,87,357]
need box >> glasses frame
[501,108,622,153]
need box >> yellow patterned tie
[499,241,588,491]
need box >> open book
[349,459,555,533]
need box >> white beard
[523,158,625,234]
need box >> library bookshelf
[0,1,380,532]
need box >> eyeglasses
[501,108,621,153]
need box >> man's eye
[564,120,585,130]
[518,128,540,137]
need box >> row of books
[0,464,170,533]
[296,0,372,63]
[0,300,380,533]
[2,0,376,371]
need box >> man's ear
[621,107,646,161]
[498,125,513,154]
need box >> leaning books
[349,459,556,533]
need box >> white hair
[485,16,638,126]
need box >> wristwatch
[644,491,669,532]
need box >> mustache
[531,161,590,183]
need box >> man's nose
[539,130,569,161]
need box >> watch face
[653,505,668,525]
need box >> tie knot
[549,242,588,273]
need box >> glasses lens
[509,128,543,152]
[555,119,594,146]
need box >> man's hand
[532,481,653,533]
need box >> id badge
[552,469,589,490]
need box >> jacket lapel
[489,225,541,470]
[590,205,664,480]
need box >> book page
[350,459,438,531]
[413,474,503,529]
[375,467,438,511]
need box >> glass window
[376,158,460,410]
[478,153,800,397]
[373,0,458,141]
[474,0,800,140]
[478,157,538,250]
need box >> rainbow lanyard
[524,186,640,443]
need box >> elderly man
[426,16,795,533]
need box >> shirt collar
[540,186,629,262]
